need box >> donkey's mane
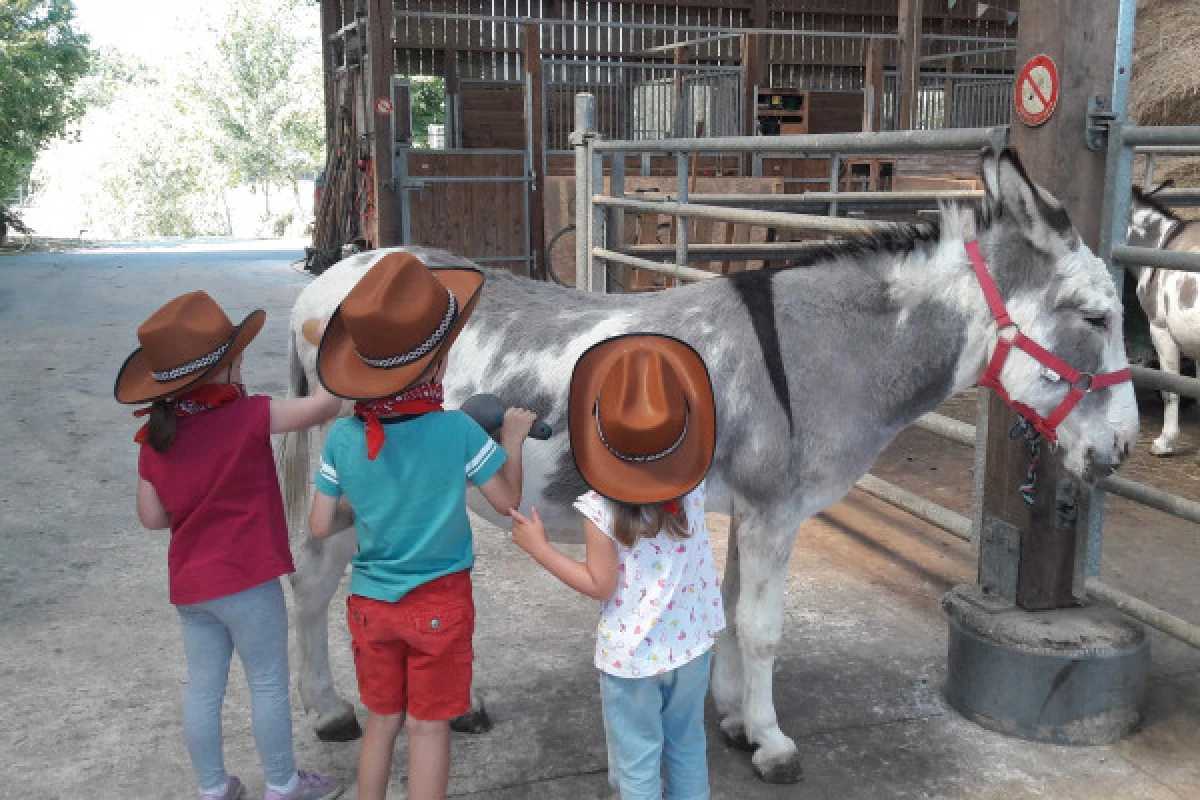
[1133,186,1181,221]
[777,200,994,273]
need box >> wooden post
[863,37,885,132]
[366,0,399,247]
[979,0,1126,611]
[896,0,922,130]
[524,24,548,281]
[320,0,341,146]
[742,33,761,138]
[943,55,963,128]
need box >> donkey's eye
[1083,314,1110,332]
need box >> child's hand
[510,507,548,554]
[501,407,537,443]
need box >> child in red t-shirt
[116,291,345,800]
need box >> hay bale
[1130,0,1200,127]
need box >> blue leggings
[176,578,297,792]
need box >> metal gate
[393,78,534,274]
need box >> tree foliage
[191,0,323,205]
[410,77,446,147]
[0,0,90,201]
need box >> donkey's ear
[983,148,1077,250]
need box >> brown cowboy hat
[115,291,265,404]
[317,252,484,400]
[569,333,716,505]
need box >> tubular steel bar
[1113,245,1200,274]
[1130,365,1200,398]
[1086,580,1200,649]
[573,94,596,290]
[625,242,837,260]
[593,128,1005,154]
[398,12,902,39]
[855,473,972,542]
[593,196,897,236]
[1099,475,1200,525]
[671,190,984,209]
[1120,126,1200,148]
[1147,187,1200,207]
[593,247,718,283]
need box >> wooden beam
[896,0,921,131]
[980,0,1123,611]
[367,0,400,248]
[320,0,341,145]
[524,24,547,281]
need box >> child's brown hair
[610,500,691,548]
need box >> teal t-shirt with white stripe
[314,410,507,602]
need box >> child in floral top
[511,333,725,800]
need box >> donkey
[279,149,1138,783]
[1127,183,1200,455]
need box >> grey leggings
[176,578,297,792]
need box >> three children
[123,254,724,800]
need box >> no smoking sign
[1015,55,1059,127]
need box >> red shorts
[347,570,475,719]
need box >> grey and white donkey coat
[279,150,1138,783]
[1127,184,1200,456]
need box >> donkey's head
[975,148,1138,483]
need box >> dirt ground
[1,241,1198,799]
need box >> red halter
[966,240,1131,443]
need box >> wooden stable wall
[405,151,527,273]
[460,84,526,150]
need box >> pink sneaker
[200,775,245,800]
[263,771,344,800]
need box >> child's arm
[476,408,537,515]
[511,507,619,601]
[270,381,342,435]
[308,492,354,539]
[136,478,171,530]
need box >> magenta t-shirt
[138,395,295,605]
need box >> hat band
[152,340,231,382]
[356,289,458,370]
[594,400,690,463]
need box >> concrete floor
[1,241,1197,799]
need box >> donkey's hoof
[450,706,493,734]
[1150,439,1175,456]
[752,748,804,784]
[315,712,362,742]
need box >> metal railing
[569,91,1200,651]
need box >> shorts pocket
[408,605,473,657]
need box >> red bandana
[355,382,445,460]
[133,383,246,444]
[662,500,680,515]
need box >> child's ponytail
[611,500,690,548]
[145,401,177,453]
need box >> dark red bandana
[662,500,680,515]
[133,383,246,444]
[354,382,445,460]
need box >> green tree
[191,0,323,218]
[0,0,90,202]
[410,77,446,147]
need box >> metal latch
[1086,94,1118,151]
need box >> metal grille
[543,60,743,153]
[882,72,1013,130]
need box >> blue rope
[1009,416,1042,506]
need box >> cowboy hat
[115,291,265,404]
[569,333,716,505]
[317,252,484,400]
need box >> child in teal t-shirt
[306,254,536,800]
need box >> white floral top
[574,482,726,679]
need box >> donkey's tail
[278,327,312,539]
